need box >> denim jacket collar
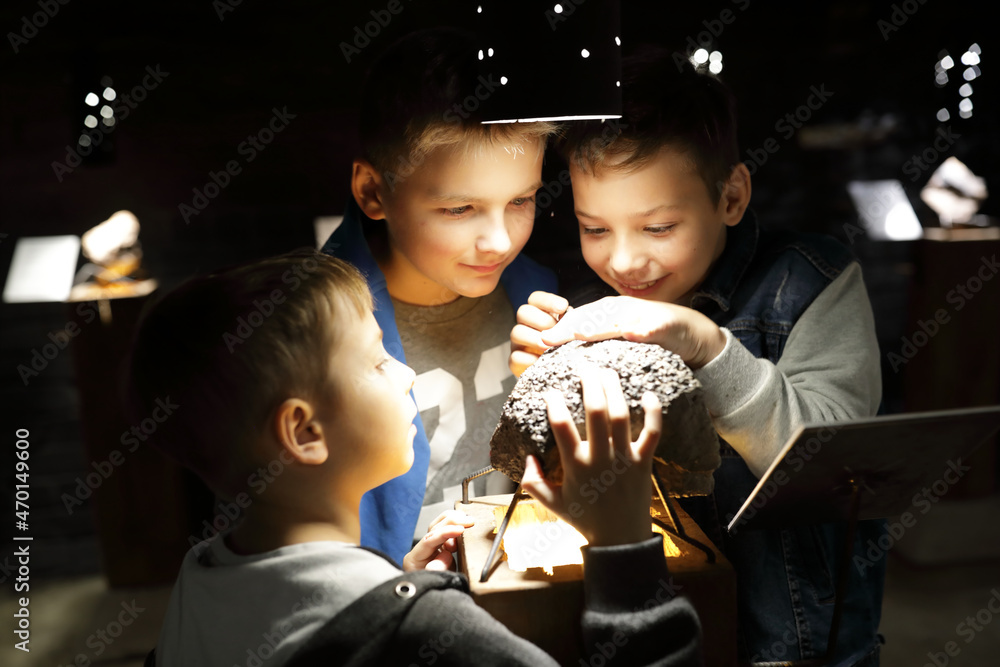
[690,209,759,313]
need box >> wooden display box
[456,494,736,666]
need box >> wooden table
[456,493,736,666]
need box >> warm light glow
[693,48,709,64]
[940,55,955,70]
[554,3,563,12]
[581,48,590,58]
[495,499,681,575]
[102,87,116,101]
[100,105,113,118]
[959,83,973,97]
[85,92,99,106]
[495,502,586,575]
[961,51,980,66]
[84,115,98,128]
[709,60,723,74]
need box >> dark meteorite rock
[490,339,720,496]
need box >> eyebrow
[576,203,684,221]
[428,180,545,204]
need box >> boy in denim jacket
[512,49,885,666]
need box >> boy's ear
[718,163,752,226]
[273,398,328,466]
[351,159,389,221]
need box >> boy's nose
[609,237,646,275]
[476,214,513,256]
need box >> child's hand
[541,296,727,370]
[402,510,475,572]
[521,368,661,547]
[509,291,570,377]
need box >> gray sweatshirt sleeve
[411,535,701,667]
[693,262,882,478]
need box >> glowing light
[963,66,979,81]
[961,51,980,66]
[477,5,481,12]
[85,92,99,106]
[581,48,590,58]
[959,98,973,112]
[615,36,621,46]
[102,87,116,101]
[500,76,508,85]
[969,43,981,55]
[884,202,923,241]
[554,3,563,12]
[99,105,113,118]
[79,134,92,147]
[935,71,949,85]
[940,55,955,70]
[616,80,620,87]
[488,47,494,57]
[959,83,973,97]
[84,115,98,128]
[693,48,709,64]
[959,108,972,119]
[102,117,115,127]
[709,60,723,74]
[936,108,951,122]
[478,49,484,60]
[709,50,722,62]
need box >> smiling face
[319,305,418,488]
[571,147,741,306]
[373,138,545,306]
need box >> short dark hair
[560,46,740,204]
[359,27,556,187]
[123,251,371,496]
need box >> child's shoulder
[755,226,857,283]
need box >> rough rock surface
[490,339,720,496]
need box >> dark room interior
[1,1,998,665]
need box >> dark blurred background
[0,3,997,659]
